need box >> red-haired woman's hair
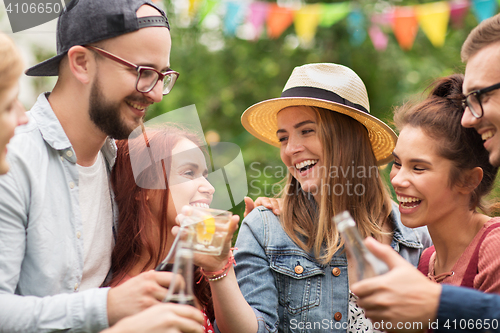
[109,125,214,321]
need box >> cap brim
[241,97,397,166]
[25,53,66,76]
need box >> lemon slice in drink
[196,215,215,245]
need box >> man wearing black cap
[0,1,203,332]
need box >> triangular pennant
[369,25,389,51]
[371,9,395,27]
[266,4,295,39]
[347,9,366,46]
[224,2,246,36]
[319,2,351,27]
[294,4,321,44]
[199,0,219,25]
[450,0,470,28]
[416,2,450,47]
[392,6,419,51]
[248,2,270,40]
[189,0,203,19]
[471,0,497,22]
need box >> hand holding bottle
[334,211,389,282]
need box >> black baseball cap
[25,0,170,77]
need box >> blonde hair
[280,106,393,264]
[0,33,23,93]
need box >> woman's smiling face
[277,106,324,200]
[148,138,215,226]
[390,126,462,228]
[0,84,27,175]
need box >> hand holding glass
[180,206,232,256]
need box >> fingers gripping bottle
[163,241,195,306]
[333,211,389,282]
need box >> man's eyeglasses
[462,82,500,119]
[85,45,179,95]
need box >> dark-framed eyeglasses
[462,82,500,119]
[85,45,179,95]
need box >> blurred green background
[152,0,499,218]
[26,0,500,219]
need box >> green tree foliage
[149,1,494,218]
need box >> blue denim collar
[30,93,117,168]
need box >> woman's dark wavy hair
[394,74,498,212]
[108,125,214,322]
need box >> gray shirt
[0,93,118,332]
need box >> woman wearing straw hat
[205,63,431,333]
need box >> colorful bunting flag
[294,4,321,44]
[189,0,203,19]
[471,0,497,22]
[392,6,419,50]
[371,10,395,27]
[347,9,366,46]
[450,0,470,28]
[266,4,295,39]
[224,2,247,36]
[319,2,351,27]
[198,0,220,25]
[369,25,389,51]
[248,2,270,40]
[416,2,450,47]
[170,0,499,52]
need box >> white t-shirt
[77,151,114,291]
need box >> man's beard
[89,79,144,140]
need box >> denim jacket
[229,203,431,333]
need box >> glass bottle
[163,241,195,306]
[333,211,389,282]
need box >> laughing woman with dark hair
[392,74,500,292]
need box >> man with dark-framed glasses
[84,45,179,96]
[462,82,500,119]
[0,0,204,332]
[462,41,500,168]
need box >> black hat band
[281,86,369,114]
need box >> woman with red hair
[109,125,230,330]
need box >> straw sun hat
[241,63,397,166]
